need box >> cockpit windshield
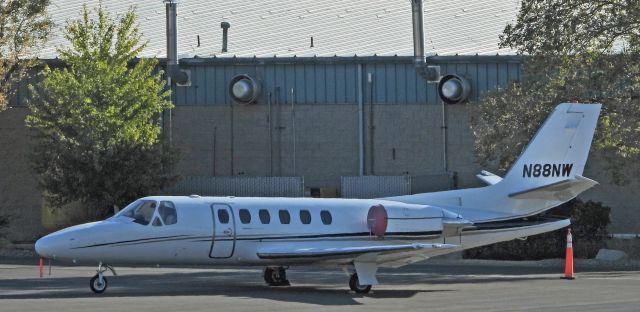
[115,200,157,225]
[114,199,179,226]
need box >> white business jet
[36,103,601,294]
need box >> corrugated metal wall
[340,173,455,199]
[173,55,522,106]
[10,56,522,107]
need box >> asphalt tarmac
[1,262,639,312]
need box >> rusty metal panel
[164,176,304,197]
[341,175,411,199]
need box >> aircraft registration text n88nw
[35,103,602,294]
[522,163,573,178]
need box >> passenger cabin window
[239,209,251,224]
[300,210,311,224]
[320,210,332,225]
[218,209,230,224]
[279,210,290,224]
[259,209,270,224]
[159,201,178,225]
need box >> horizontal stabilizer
[476,170,503,185]
[257,243,457,260]
[508,175,598,201]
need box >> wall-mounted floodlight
[437,74,471,104]
[228,74,261,104]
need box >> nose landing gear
[90,262,117,294]
[264,267,290,286]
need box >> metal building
[2,0,638,242]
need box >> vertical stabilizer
[500,103,601,191]
[384,103,601,219]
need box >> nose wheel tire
[349,273,371,294]
[90,274,108,293]
[264,267,290,286]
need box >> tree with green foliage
[472,0,640,183]
[0,0,52,110]
[26,5,176,219]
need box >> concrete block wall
[1,102,639,242]
[170,103,466,189]
[581,155,640,233]
[0,108,44,242]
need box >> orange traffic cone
[562,228,575,279]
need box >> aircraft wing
[256,242,457,261]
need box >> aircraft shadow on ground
[0,270,460,304]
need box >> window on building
[300,210,311,224]
[218,209,230,224]
[239,209,251,224]
[279,210,290,224]
[320,210,332,225]
[159,201,178,225]
[259,209,271,224]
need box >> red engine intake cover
[367,204,388,237]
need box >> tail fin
[383,103,601,219]
[500,103,601,191]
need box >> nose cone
[35,235,51,258]
[35,223,91,259]
[35,234,61,259]
[35,221,107,261]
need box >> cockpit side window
[159,201,178,225]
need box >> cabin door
[209,204,236,258]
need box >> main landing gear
[90,262,117,294]
[264,267,290,286]
[349,273,372,294]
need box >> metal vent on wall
[229,74,261,104]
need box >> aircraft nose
[35,235,54,258]
[35,233,73,259]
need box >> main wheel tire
[275,267,290,286]
[264,267,290,286]
[264,268,275,285]
[349,273,371,294]
[90,274,108,293]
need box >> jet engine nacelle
[229,74,261,104]
[437,74,471,104]
[383,204,446,234]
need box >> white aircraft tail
[500,102,601,191]
[386,103,602,220]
